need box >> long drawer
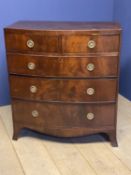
[12,100,116,128]
[5,32,120,54]
[10,76,117,102]
[7,54,119,78]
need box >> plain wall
[0,0,114,105]
[114,0,131,100]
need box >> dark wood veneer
[5,33,59,53]
[4,21,121,146]
[10,76,117,102]
[12,100,116,129]
[7,54,119,78]
[62,35,119,53]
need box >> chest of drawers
[4,21,121,146]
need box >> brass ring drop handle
[87,63,95,71]
[27,39,35,48]
[87,88,95,96]
[30,85,37,93]
[28,62,36,70]
[32,110,39,117]
[88,40,96,49]
[87,113,95,120]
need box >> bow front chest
[4,21,121,146]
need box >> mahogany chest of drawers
[4,21,121,146]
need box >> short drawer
[12,100,116,128]
[5,33,59,53]
[63,35,120,54]
[10,76,117,102]
[7,54,119,78]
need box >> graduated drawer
[5,32,59,53]
[10,76,117,102]
[7,54,119,78]
[62,35,120,54]
[12,100,116,128]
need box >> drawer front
[8,54,118,78]
[12,100,116,128]
[63,35,120,53]
[5,33,59,53]
[10,76,117,102]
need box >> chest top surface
[5,21,121,32]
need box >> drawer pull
[87,88,95,95]
[88,40,96,49]
[28,62,36,70]
[30,86,37,93]
[27,39,35,48]
[87,113,95,120]
[87,63,95,71]
[32,110,39,117]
